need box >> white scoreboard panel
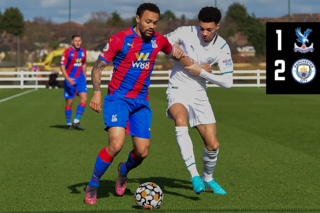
[266,23,319,94]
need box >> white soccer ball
[134,182,163,209]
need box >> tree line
[0,3,266,56]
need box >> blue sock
[120,150,142,176]
[74,102,86,122]
[89,147,114,187]
[65,105,72,125]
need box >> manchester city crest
[294,28,314,53]
[206,57,214,64]
[291,59,316,84]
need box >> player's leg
[168,103,205,194]
[85,95,129,204]
[169,104,198,176]
[73,76,88,130]
[85,127,126,204]
[119,137,149,176]
[89,127,126,188]
[196,123,226,194]
[64,80,76,130]
[116,136,150,196]
[73,92,87,130]
[114,101,150,195]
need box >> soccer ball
[134,182,163,209]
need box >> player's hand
[67,77,76,85]
[90,91,102,113]
[171,43,185,59]
[200,64,212,73]
[185,61,202,76]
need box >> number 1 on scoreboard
[276,30,282,51]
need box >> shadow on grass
[50,125,67,129]
[67,180,120,199]
[67,177,199,201]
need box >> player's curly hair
[136,3,160,17]
[198,6,221,24]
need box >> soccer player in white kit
[165,7,233,194]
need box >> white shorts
[166,88,216,128]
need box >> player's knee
[206,138,219,151]
[81,96,88,103]
[108,144,122,156]
[175,117,187,126]
[66,100,73,107]
[135,147,149,160]
[109,138,124,154]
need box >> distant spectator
[48,71,58,89]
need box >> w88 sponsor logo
[132,61,150,69]
[132,52,151,69]
[74,58,82,67]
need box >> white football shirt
[165,26,233,91]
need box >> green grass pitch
[0,87,320,213]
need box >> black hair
[136,3,160,17]
[198,6,221,24]
[72,34,81,40]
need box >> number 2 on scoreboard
[275,30,285,81]
[275,60,285,81]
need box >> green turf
[0,89,34,100]
[0,88,320,213]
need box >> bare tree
[86,11,109,26]
[33,17,53,26]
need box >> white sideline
[0,89,36,103]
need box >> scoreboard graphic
[266,23,319,94]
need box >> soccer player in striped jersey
[84,3,187,204]
[165,7,233,195]
[61,35,87,130]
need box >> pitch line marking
[0,89,36,103]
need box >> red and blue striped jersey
[61,47,86,78]
[99,26,172,100]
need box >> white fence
[0,70,266,89]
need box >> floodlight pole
[17,35,20,70]
[215,0,217,7]
[288,0,290,22]
[69,0,71,45]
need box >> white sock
[175,126,199,178]
[202,147,219,182]
[73,119,79,123]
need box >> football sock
[202,147,219,182]
[175,126,199,178]
[120,150,142,176]
[74,102,86,123]
[65,105,72,125]
[89,147,114,187]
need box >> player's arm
[170,46,211,72]
[185,61,233,89]
[83,50,87,80]
[165,27,210,72]
[60,53,75,85]
[90,58,108,113]
[164,27,192,65]
[162,35,198,68]
[169,44,192,66]
[90,36,120,113]
[83,63,87,80]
